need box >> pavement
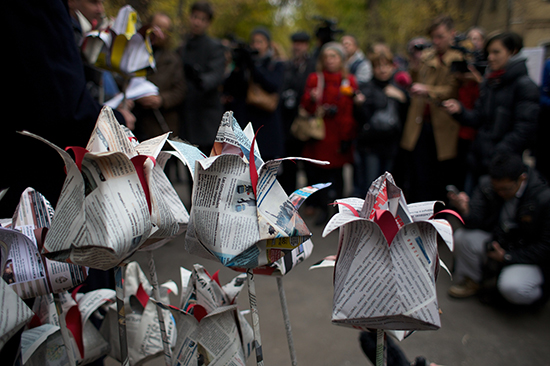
[106,175,550,366]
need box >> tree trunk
[472,0,485,26]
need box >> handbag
[290,72,325,141]
[246,80,279,112]
[358,98,400,144]
[291,106,325,141]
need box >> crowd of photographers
[2,2,549,365]
[59,1,550,313]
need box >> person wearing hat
[224,27,285,161]
[300,41,361,225]
[278,31,316,195]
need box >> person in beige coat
[399,15,464,202]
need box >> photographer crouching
[447,153,550,308]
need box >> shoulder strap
[349,58,362,75]
[316,72,324,105]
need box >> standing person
[279,31,316,194]
[535,58,550,182]
[353,46,409,198]
[452,27,486,194]
[341,34,372,88]
[300,42,360,225]
[442,31,539,191]
[447,153,550,307]
[68,0,106,44]
[179,1,226,155]
[68,0,121,104]
[134,13,186,141]
[399,15,464,203]
[224,27,285,161]
[1,0,133,218]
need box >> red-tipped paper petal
[66,305,84,359]
[431,209,464,224]
[65,146,89,171]
[373,209,400,246]
[248,126,263,197]
[135,283,150,308]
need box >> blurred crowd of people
[129,4,550,315]
[3,0,550,344]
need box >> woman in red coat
[300,41,359,225]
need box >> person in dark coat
[353,44,409,198]
[134,12,186,141]
[443,31,540,191]
[223,27,285,161]
[1,0,132,218]
[278,31,316,194]
[447,153,550,306]
[535,58,550,182]
[179,1,226,155]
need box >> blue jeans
[353,149,395,198]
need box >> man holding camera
[447,153,550,307]
[399,15,464,202]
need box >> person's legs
[497,264,544,305]
[452,228,491,283]
[359,331,410,366]
[365,151,381,193]
[448,228,491,298]
[353,149,368,198]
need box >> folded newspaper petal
[20,106,189,270]
[0,188,88,299]
[0,278,34,351]
[20,323,70,366]
[82,5,155,77]
[104,77,159,109]
[323,172,454,331]
[151,264,253,366]
[88,107,189,251]
[100,261,176,365]
[32,289,115,365]
[184,111,330,272]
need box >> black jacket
[455,57,540,176]
[466,168,550,269]
[179,34,226,149]
[354,75,409,154]
[224,52,285,160]
[1,0,125,216]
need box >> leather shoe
[448,278,480,298]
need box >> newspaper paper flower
[21,106,189,270]
[0,188,88,299]
[100,261,177,365]
[150,264,254,366]
[323,172,457,331]
[182,111,330,273]
[0,278,34,351]
[25,289,116,365]
[81,5,155,77]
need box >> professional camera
[313,16,344,45]
[413,42,431,52]
[450,33,488,75]
[225,33,258,69]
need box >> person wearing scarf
[300,41,360,225]
[443,31,540,193]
